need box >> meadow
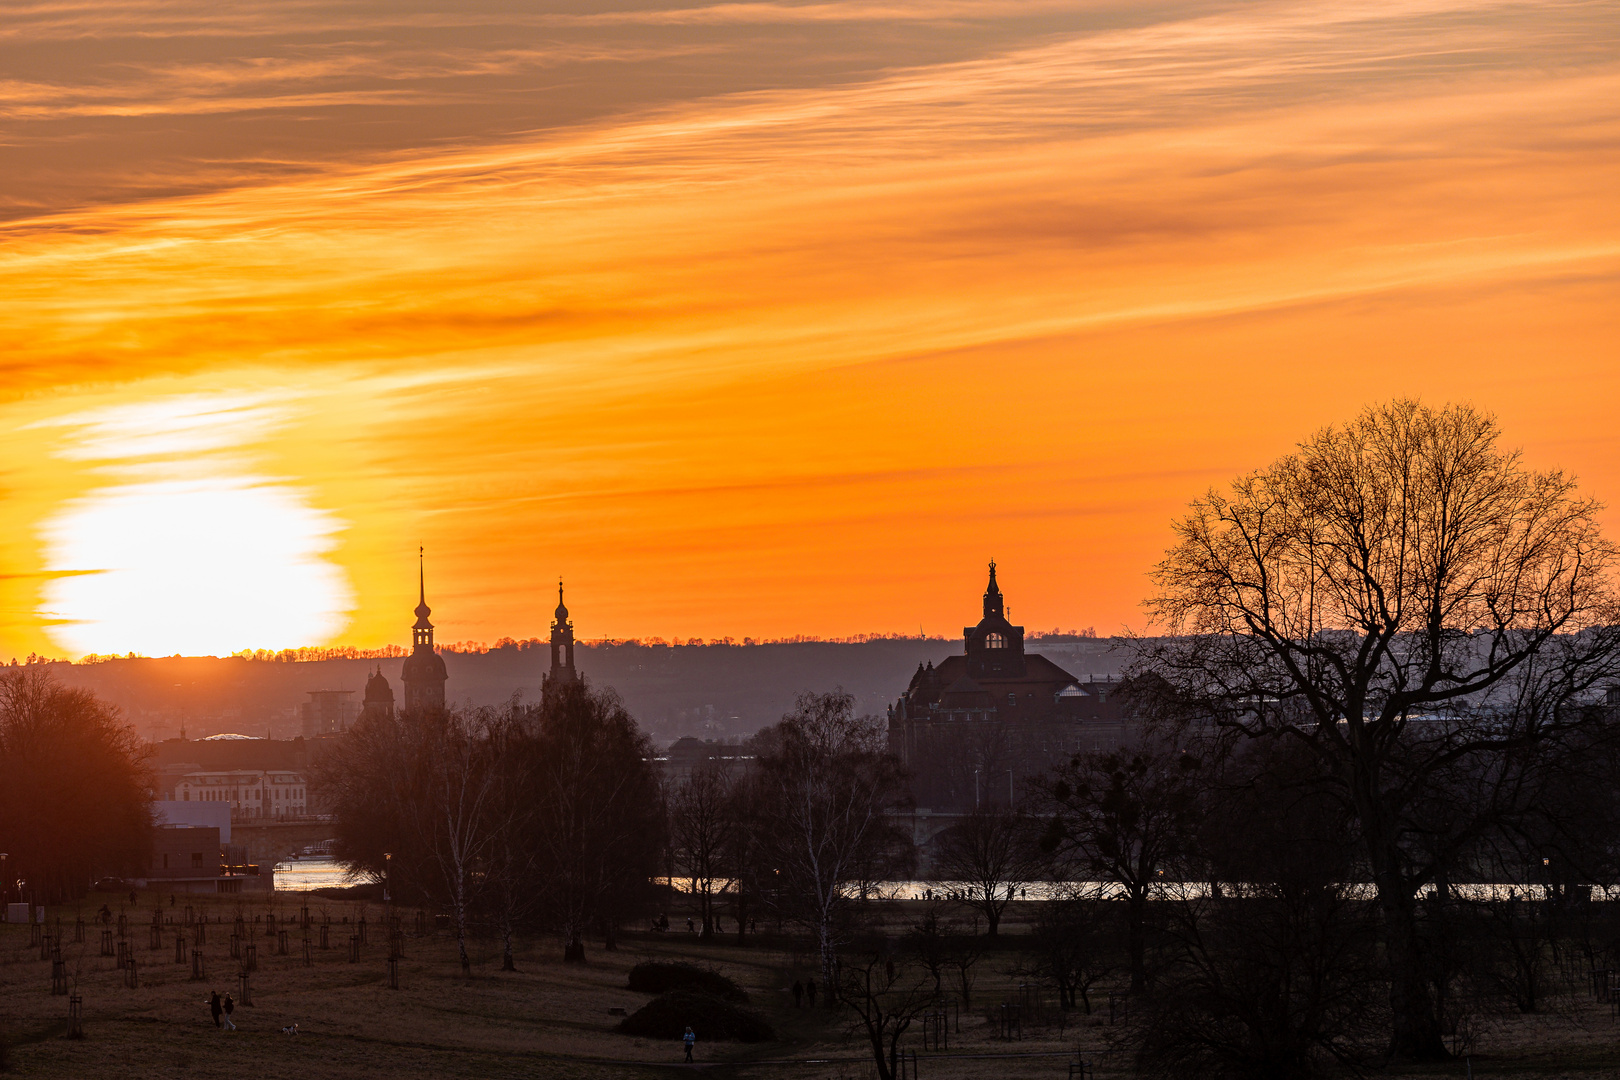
[0,888,1616,1079]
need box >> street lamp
[0,853,7,917]
[383,853,392,924]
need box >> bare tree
[1141,399,1620,1061]
[838,950,937,1080]
[1029,888,1113,1013]
[669,760,734,940]
[427,710,502,975]
[903,902,954,996]
[1041,731,1205,993]
[756,690,909,997]
[319,706,500,975]
[1141,739,1382,1079]
[932,804,1044,937]
[946,932,982,1008]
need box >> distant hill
[36,636,1128,746]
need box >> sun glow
[0,0,1617,655]
[34,394,353,657]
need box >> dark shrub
[627,961,747,1001]
[617,991,775,1042]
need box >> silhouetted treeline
[314,679,663,967]
[0,669,153,903]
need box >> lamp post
[0,853,7,917]
[383,853,392,925]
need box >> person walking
[209,991,222,1027]
[222,994,237,1031]
[792,980,804,1008]
[805,979,817,1007]
[683,1026,696,1062]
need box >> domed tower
[964,560,1026,680]
[401,549,448,713]
[544,580,578,688]
[360,666,395,722]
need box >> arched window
[985,633,1006,649]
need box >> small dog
[281,1023,299,1035]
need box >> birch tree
[756,690,908,997]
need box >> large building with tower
[887,563,1127,812]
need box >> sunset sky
[1,0,1616,658]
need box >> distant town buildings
[299,688,356,736]
[175,768,309,819]
[153,734,315,821]
[888,563,1126,811]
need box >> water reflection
[273,856,361,892]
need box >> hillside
[37,637,1127,745]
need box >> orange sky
[1,0,1617,658]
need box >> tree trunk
[819,915,837,1007]
[1361,773,1450,1063]
[1379,885,1448,1061]
[501,920,516,972]
[1126,891,1146,993]
[563,929,586,963]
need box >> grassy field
[1,890,1618,1079]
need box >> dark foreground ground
[1,889,1617,1079]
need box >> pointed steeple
[414,546,432,629]
[547,577,579,687]
[401,547,447,713]
[983,559,1004,619]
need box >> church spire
[983,559,1004,619]
[401,547,448,713]
[547,578,578,687]
[413,546,433,640]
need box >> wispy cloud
[0,0,1616,649]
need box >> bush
[627,961,747,1001]
[617,991,775,1042]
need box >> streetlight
[0,853,7,917]
[383,853,392,925]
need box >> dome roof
[554,580,569,622]
[402,649,447,683]
[364,667,394,702]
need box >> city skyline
[2,0,1617,658]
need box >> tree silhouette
[1140,400,1620,1061]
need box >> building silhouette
[888,562,1125,811]
[299,689,355,736]
[544,579,579,689]
[400,552,448,713]
[360,666,395,722]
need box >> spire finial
[983,559,1004,619]
[413,547,433,625]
